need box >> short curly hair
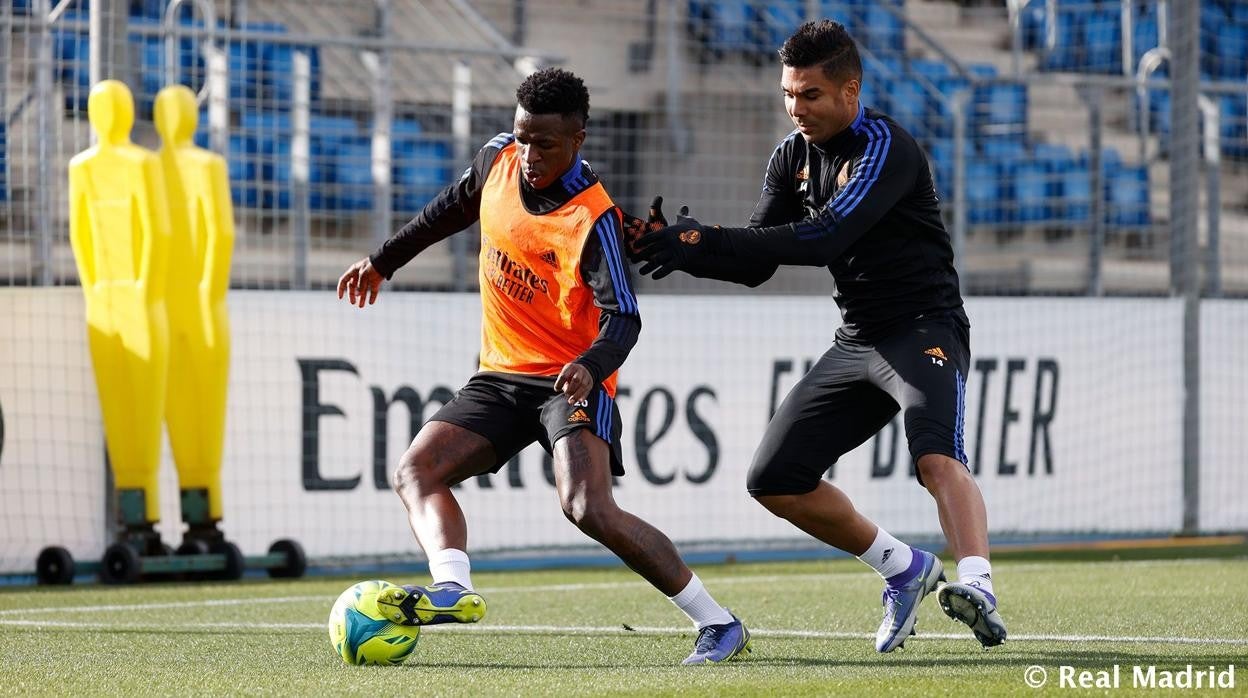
[515,67,590,127]
[778,20,862,83]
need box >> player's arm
[623,197,776,287]
[639,124,912,271]
[337,136,505,307]
[555,209,641,404]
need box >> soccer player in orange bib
[336,68,749,665]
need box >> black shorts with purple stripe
[429,371,625,476]
[746,311,970,496]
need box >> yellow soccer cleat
[375,582,487,626]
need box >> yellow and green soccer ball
[327,580,421,665]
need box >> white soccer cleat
[938,581,1007,648]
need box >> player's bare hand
[554,362,593,404]
[621,195,668,261]
[337,257,383,308]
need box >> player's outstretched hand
[621,195,668,261]
[554,362,593,405]
[337,257,384,308]
[635,208,721,279]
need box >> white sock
[427,548,473,590]
[957,555,995,597]
[668,574,733,630]
[857,527,915,580]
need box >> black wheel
[35,546,75,585]
[267,539,306,579]
[99,543,141,584]
[209,540,244,581]
[176,539,210,556]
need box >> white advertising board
[1,290,1216,573]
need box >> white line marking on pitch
[0,573,864,616]
[0,618,1244,646]
[1,558,1242,617]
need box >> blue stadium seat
[1080,9,1121,74]
[1057,155,1092,225]
[243,110,294,135]
[1213,24,1248,80]
[52,11,91,110]
[13,0,32,14]
[687,1,753,57]
[909,58,949,84]
[1025,143,1075,225]
[1232,1,1248,26]
[816,0,856,32]
[227,134,259,208]
[233,23,320,105]
[929,73,970,139]
[1011,159,1051,223]
[924,138,973,198]
[1040,9,1079,71]
[1105,164,1150,229]
[1020,0,1046,51]
[1131,8,1160,72]
[858,3,905,58]
[748,0,805,54]
[965,160,1004,225]
[980,137,1027,166]
[393,139,453,214]
[333,140,374,211]
[973,82,1027,139]
[884,77,926,137]
[1217,94,1248,160]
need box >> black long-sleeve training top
[369,137,640,386]
[687,104,967,343]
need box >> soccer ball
[327,580,421,665]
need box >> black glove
[621,195,669,262]
[635,209,723,279]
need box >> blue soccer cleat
[939,581,1007,648]
[374,581,486,626]
[681,612,751,665]
[875,550,945,653]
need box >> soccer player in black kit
[631,20,1007,652]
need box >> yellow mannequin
[68,80,171,526]
[155,85,234,526]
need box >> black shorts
[429,372,625,476]
[747,312,970,496]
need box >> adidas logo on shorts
[568,409,591,423]
[924,347,948,361]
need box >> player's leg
[380,377,531,626]
[747,343,945,653]
[876,316,1006,648]
[544,393,749,665]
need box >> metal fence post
[35,0,53,286]
[1083,86,1104,296]
[450,60,472,292]
[950,89,969,267]
[292,50,311,290]
[1169,0,1199,534]
[1198,95,1221,298]
[371,0,394,252]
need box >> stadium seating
[52,11,91,111]
[1105,163,1151,229]
[686,0,905,60]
